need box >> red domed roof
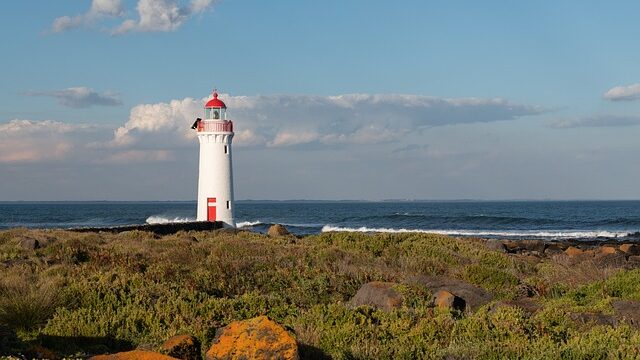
[205,91,226,108]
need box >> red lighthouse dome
[205,91,226,108]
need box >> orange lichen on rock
[205,316,298,360]
[162,334,202,360]
[90,350,180,360]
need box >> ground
[1,227,640,359]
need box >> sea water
[1,200,639,240]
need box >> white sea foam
[146,216,195,224]
[237,220,263,227]
[320,225,628,239]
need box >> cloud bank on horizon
[50,0,216,34]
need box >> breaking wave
[237,220,263,227]
[146,216,195,224]
[320,225,629,239]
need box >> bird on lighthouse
[193,90,236,227]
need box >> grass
[0,228,639,358]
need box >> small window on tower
[213,110,220,119]
[226,201,230,209]
[224,145,228,154]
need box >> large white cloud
[108,93,543,149]
[113,0,215,34]
[25,87,122,108]
[50,0,125,33]
[603,83,640,101]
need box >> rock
[407,275,493,311]
[485,239,506,253]
[570,312,618,327]
[433,290,465,311]
[565,246,591,257]
[520,240,546,253]
[25,346,58,360]
[267,224,290,237]
[162,335,202,360]
[90,350,179,360]
[502,240,521,253]
[544,243,566,255]
[598,246,618,255]
[205,316,298,360]
[612,300,640,327]
[350,281,404,311]
[18,237,39,250]
[619,244,640,256]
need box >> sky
[1,0,640,201]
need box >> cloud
[547,115,640,128]
[50,0,124,33]
[603,83,640,101]
[107,93,543,149]
[25,87,122,108]
[0,120,95,163]
[112,0,215,35]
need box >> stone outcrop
[350,281,404,311]
[612,300,640,327]
[433,290,465,311]
[162,335,202,360]
[18,237,40,250]
[267,224,290,237]
[205,316,298,360]
[620,244,640,256]
[408,275,493,311]
[90,350,179,360]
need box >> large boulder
[484,239,506,253]
[407,275,493,312]
[433,290,465,311]
[267,224,290,237]
[619,244,640,256]
[18,237,40,250]
[90,350,179,360]
[205,316,298,360]
[162,335,201,360]
[612,300,640,327]
[350,281,404,311]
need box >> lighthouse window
[226,201,230,209]
[224,145,228,154]
[213,110,220,119]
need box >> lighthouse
[194,91,235,227]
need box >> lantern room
[205,91,227,120]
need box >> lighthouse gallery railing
[197,120,233,132]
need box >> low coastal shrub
[1,229,640,358]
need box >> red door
[207,197,216,221]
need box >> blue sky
[1,0,640,200]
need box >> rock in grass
[612,300,640,327]
[565,246,590,257]
[350,281,404,311]
[619,244,640,256]
[18,237,39,250]
[90,350,179,360]
[433,290,465,311]
[408,275,493,311]
[485,239,506,253]
[206,316,298,360]
[162,335,202,360]
[267,224,290,237]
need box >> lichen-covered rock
[267,224,290,237]
[205,316,298,360]
[433,290,465,311]
[18,237,39,250]
[162,335,201,360]
[408,275,493,311]
[565,246,590,257]
[350,281,404,311]
[620,244,640,256]
[90,350,179,360]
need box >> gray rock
[351,281,404,311]
[407,275,493,311]
[485,239,506,253]
[612,300,640,327]
[18,237,39,250]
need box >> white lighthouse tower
[195,91,235,227]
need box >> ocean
[1,200,640,241]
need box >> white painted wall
[196,128,235,227]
